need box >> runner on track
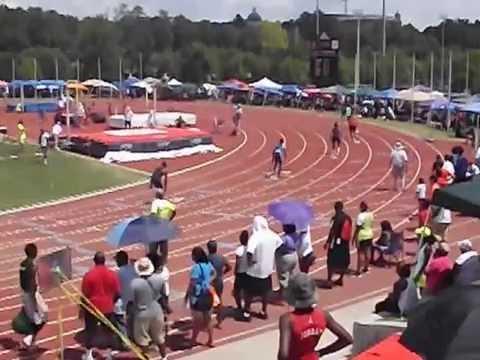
[330,122,342,158]
[271,138,287,179]
[231,104,243,136]
[150,161,168,195]
[346,113,360,144]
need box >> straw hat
[134,257,154,277]
[286,273,317,309]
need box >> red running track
[0,101,478,360]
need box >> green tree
[260,22,288,51]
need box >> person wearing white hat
[130,257,167,359]
[277,273,352,360]
[390,141,408,192]
[452,240,480,286]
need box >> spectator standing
[243,216,283,321]
[325,201,352,288]
[233,230,249,311]
[81,252,121,360]
[297,226,316,274]
[149,192,176,264]
[354,202,374,276]
[277,273,352,360]
[442,154,455,184]
[206,240,232,328]
[115,251,137,338]
[185,247,216,347]
[275,224,299,296]
[452,240,480,286]
[425,242,453,296]
[18,244,47,349]
[390,141,408,192]
[125,106,133,129]
[131,258,167,359]
[453,146,469,182]
[430,205,452,241]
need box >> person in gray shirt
[131,258,167,360]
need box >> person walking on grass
[277,273,353,360]
[185,247,216,348]
[390,141,408,192]
[38,129,50,166]
[272,138,287,179]
[206,240,232,329]
[354,202,374,277]
[233,230,249,312]
[330,122,342,158]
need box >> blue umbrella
[268,200,314,230]
[106,216,179,248]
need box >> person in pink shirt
[425,242,453,296]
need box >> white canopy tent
[249,77,282,90]
[82,79,118,91]
[397,89,445,102]
[131,80,153,94]
[168,78,183,87]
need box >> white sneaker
[81,352,95,360]
[22,335,33,347]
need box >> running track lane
[0,102,478,358]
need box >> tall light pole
[354,14,361,113]
[392,49,397,89]
[373,52,377,89]
[382,0,387,56]
[316,0,320,37]
[430,52,434,90]
[440,15,447,91]
[447,50,453,130]
[410,53,416,123]
[466,50,470,93]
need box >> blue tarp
[255,87,283,96]
[281,84,302,95]
[431,99,459,112]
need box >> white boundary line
[0,130,248,217]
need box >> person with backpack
[184,247,217,347]
[325,202,352,288]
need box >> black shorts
[244,274,272,297]
[331,137,341,147]
[234,273,249,292]
[273,153,282,166]
[358,239,373,251]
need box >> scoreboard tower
[310,32,340,87]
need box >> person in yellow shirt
[149,192,176,264]
[354,201,374,277]
[11,120,27,159]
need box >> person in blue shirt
[185,246,217,347]
[272,138,287,179]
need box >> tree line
[1,4,480,92]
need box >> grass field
[361,118,455,140]
[0,142,146,211]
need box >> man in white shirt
[243,216,282,321]
[390,141,408,192]
[39,129,50,166]
[51,122,62,150]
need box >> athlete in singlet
[272,138,286,178]
[278,273,352,360]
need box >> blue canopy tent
[281,84,302,96]
[431,99,460,112]
[374,88,399,100]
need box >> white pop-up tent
[249,77,282,90]
[168,78,183,87]
[397,88,445,102]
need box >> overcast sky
[3,0,480,30]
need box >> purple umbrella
[267,200,314,229]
